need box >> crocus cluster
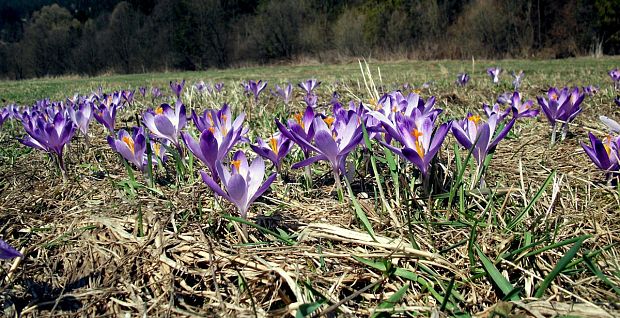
[537,87,585,144]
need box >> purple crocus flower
[152,87,162,99]
[214,82,224,93]
[382,113,450,178]
[600,115,620,135]
[107,127,147,171]
[200,150,276,219]
[19,112,77,176]
[583,85,598,96]
[609,68,620,90]
[195,81,208,93]
[0,239,21,259]
[487,67,501,84]
[274,83,293,105]
[143,100,187,149]
[93,102,117,133]
[248,80,268,102]
[537,87,582,143]
[482,103,511,121]
[0,107,9,127]
[276,106,316,159]
[67,102,93,136]
[615,97,620,107]
[512,71,524,90]
[456,73,470,86]
[250,132,292,171]
[122,90,135,105]
[451,113,515,165]
[139,87,147,97]
[290,114,363,183]
[304,93,318,108]
[510,92,539,118]
[298,79,321,95]
[170,80,186,98]
[581,133,618,173]
[191,104,248,142]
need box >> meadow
[0,57,620,317]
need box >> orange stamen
[294,113,304,129]
[269,137,278,153]
[155,107,164,115]
[231,160,241,171]
[411,128,425,158]
[604,136,613,155]
[122,136,135,154]
[468,115,481,124]
[324,116,335,127]
[208,127,215,133]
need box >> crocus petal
[291,155,327,169]
[0,239,21,259]
[227,174,249,214]
[200,170,231,201]
[249,173,277,204]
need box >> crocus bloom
[290,113,363,177]
[581,133,619,173]
[304,93,318,108]
[214,82,224,93]
[510,92,539,118]
[139,87,147,97]
[382,113,450,177]
[0,239,21,259]
[274,83,293,105]
[0,108,9,127]
[151,87,162,99]
[298,79,321,94]
[122,90,135,105]
[200,150,276,219]
[248,80,268,102]
[108,127,147,171]
[512,71,524,90]
[182,128,239,180]
[276,106,316,159]
[583,85,598,96]
[93,103,117,133]
[19,112,77,174]
[456,73,470,86]
[250,132,292,171]
[195,81,209,93]
[452,113,515,165]
[191,104,248,143]
[143,100,187,149]
[487,67,501,84]
[67,102,93,135]
[482,103,511,121]
[609,68,620,90]
[170,80,186,98]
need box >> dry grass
[1,63,620,317]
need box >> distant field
[1,57,619,103]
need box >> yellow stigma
[411,128,425,158]
[207,112,214,124]
[413,89,421,94]
[324,116,335,127]
[468,115,481,124]
[122,136,135,154]
[208,127,215,133]
[155,107,164,115]
[153,143,161,156]
[221,114,227,122]
[231,160,241,171]
[604,136,613,155]
[269,137,278,153]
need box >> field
[1,57,620,317]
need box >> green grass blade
[583,255,620,296]
[534,236,587,298]
[345,177,376,241]
[476,246,520,301]
[222,214,295,245]
[506,170,555,231]
[370,283,410,318]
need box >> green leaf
[506,170,555,231]
[370,283,410,318]
[476,246,520,301]
[222,214,295,245]
[534,236,588,298]
[296,300,326,318]
[345,178,376,240]
[584,255,620,296]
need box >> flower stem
[550,124,557,147]
[333,167,344,202]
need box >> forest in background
[0,0,619,80]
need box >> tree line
[0,0,618,80]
